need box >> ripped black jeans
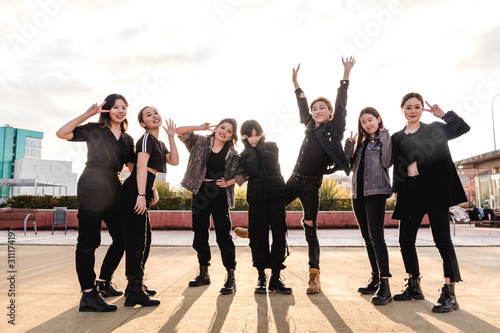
[286,173,322,269]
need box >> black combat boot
[432,284,459,313]
[371,277,392,305]
[189,266,211,287]
[254,270,267,294]
[268,272,293,294]
[79,287,117,312]
[394,276,425,301]
[220,269,236,295]
[357,272,380,294]
[97,280,123,297]
[124,280,160,307]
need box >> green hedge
[6,195,79,209]
[3,195,397,212]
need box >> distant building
[0,125,77,199]
[455,150,500,209]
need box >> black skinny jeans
[248,197,287,271]
[191,182,236,270]
[75,166,125,291]
[285,173,321,269]
[121,171,155,282]
[352,194,391,278]
[398,177,462,282]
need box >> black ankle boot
[394,276,425,301]
[371,278,392,305]
[268,273,293,294]
[79,287,117,312]
[125,283,156,297]
[124,280,160,307]
[189,266,211,287]
[97,280,123,297]
[220,269,236,295]
[254,270,267,294]
[432,284,459,313]
[358,272,380,294]
[143,284,156,296]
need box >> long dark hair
[353,107,384,155]
[211,118,238,146]
[98,93,129,132]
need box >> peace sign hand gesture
[347,130,358,143]
[424,101,445,119]
[85,101,108,117]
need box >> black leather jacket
[293,80,350,176]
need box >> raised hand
[424,101,445,119]
[347,130,358,143]
[292,63,301,89]
[85,101,108,117]
[342,57,356,70]
[163,119,177,137]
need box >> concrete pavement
[1,225,500,332]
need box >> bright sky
[2,0,499,186]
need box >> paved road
[0,225,499,332]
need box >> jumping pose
[345,107,392,305]
[239,120,291,294]
[392,92,470,313]
[56,94,135,312]
[121,106,178,307]
[287,57,355,293]
[177,119,245,295]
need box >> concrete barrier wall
[2,209,429,231]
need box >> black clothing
[356,141,369,198]
[398,177,461,282]
[285,174,321,269]
[136,133,168,173]
[239,140,286,203]
[352,195,391,277]
[71,122,135,173]
[191,182,236,270]
[392,112,468,283]
[121,171,155,281]
[293,80,350,176]
[205,143,229,179]
[70,122,135,291]
[239,140,288,271]
[392,111,470,218]
[296,129,332,176]
[122,133,168,282]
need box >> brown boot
[234,227,249,239]
[306,268,321,294]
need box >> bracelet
[138,193,146,196]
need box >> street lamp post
[492,93,500,151]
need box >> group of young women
[57,57,469,315]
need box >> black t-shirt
[70,122,135,171]
[136,132,168,173]
[399,129,423,165]
[205,143,229,179]
[356,141,368,197]
[296,129,332,176]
